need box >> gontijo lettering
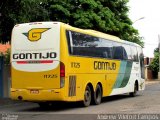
[94,61,116,70]
[13,52,57,59]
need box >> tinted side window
[71,31,102,57]
[66,30,114,59]
[66,31,72,54]
[137,47,145,79]
[131,46,138,62]
[123,44,132,60]
[112,42,123,60]
[99,38,113,59]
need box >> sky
[128,0,160,57]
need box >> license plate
[30,90,39,94]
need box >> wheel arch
[135,80,139,91]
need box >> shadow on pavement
[19,94,143,112]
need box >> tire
[82,85,92,107]
[130,83,138,97]
[93,84,102,105]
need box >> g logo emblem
[23,28,50,41]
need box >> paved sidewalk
[0,98,23,107]
[145,79,160,85]
[0,79,159,107]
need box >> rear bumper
[10,88,65,102]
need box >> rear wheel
[130,82,138,97]
[93,84,102,105]
[82,85,92,107]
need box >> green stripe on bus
[120,61,133,88]
[114,61,127,88]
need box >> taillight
[60,62,65,77]
[60,62,65,88]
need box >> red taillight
[60,62,65,77]
[60,62,65,88]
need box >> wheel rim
[85,90,91,103]
[96,88,101,102]
[94,85,102,104]
[84,86,91,106]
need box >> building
[144,57,154,80]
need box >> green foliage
[0,0,144,46]
[0,52,3,57]
[0,49,10,65]
[18,0,49,22]
[149,48,159,73]
[154,48,159,53]
[4,49,11,65]
[0,0,49,43]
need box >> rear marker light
[60,62,65,88]
[60,62,65,77]
[29,22,42,25]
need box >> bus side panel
[64,56,121,101]
[110,59,145,96]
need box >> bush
[149,51,159,78]
[0,49,10,65]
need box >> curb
[145,80,160,85]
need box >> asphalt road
[0,82,160,120]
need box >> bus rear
[11,22,65,101]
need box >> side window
[99,38,113,59]
[69,31,101,57]
[131,46,138,62]
[137,47,145,79]
[122,44,132,60]
[66,30,114,59]
[112,42,123,60]
[66,31,72,54]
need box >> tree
[0,0,49,43]
[0,0,21,43]
[37,0,144,46]
[149,47,159,77]
[0,0,144,47]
